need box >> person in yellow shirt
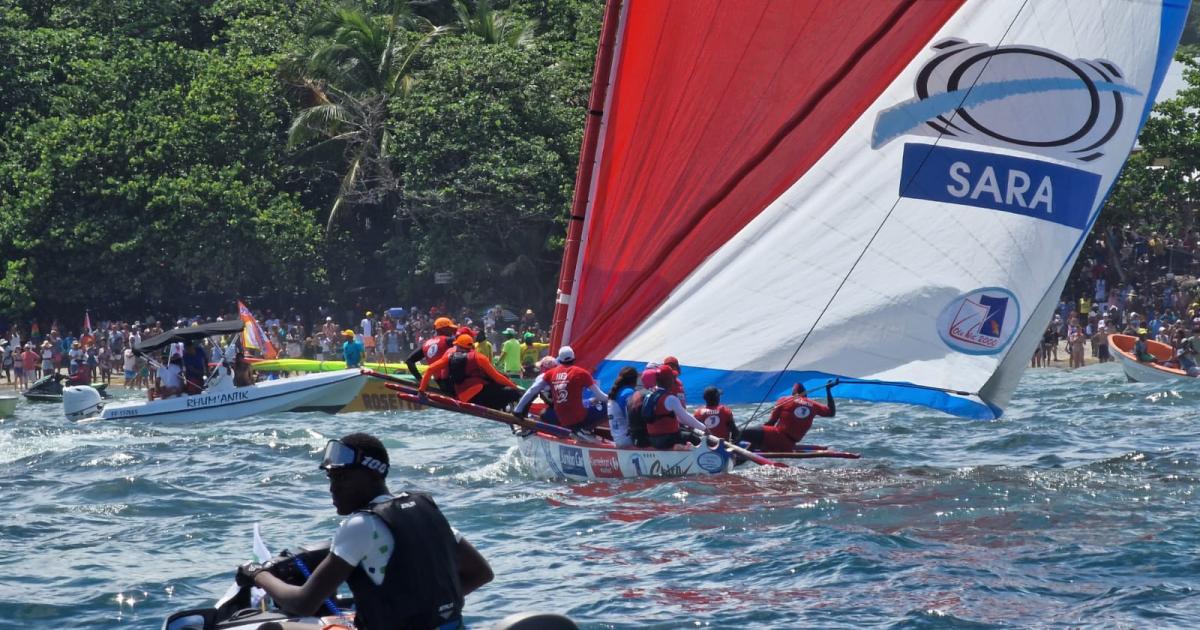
[474,328,494,362]
[495,328,522,377]
[519,332,549,378]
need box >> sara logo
[873,39,1141,231]
[936,287,1021,355]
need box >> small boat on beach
[64,321,366,423]
[1109,333,1193,383]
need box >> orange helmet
[434,317,456,331]
[454,334,475,348]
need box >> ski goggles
[319,439,389,477]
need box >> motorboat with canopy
[63,321,365,423]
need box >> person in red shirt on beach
[741,381,837,452]
[513,346,608,438]
[418,334,521,410]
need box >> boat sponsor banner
[558,445,587,477]
[185,390,250,408]
[588,450,622,478]
[899,144,1097,230]
[936,287,1021,355]
[696,450,727,474]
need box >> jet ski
[163,544,579,630]
[22,372,108,402]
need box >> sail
[556,0,1189,419]
[238,300,278,360]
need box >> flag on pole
[237,300,278,359]
[30,321,40,341]
[81,312,94,347]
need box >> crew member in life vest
[741,381,837,452]
[661,356,686,407]
[513,346,608,438]
[406,317,458,394]
[239,433,493,629]
[693,386,739,442]
[419,334,522,410]
[640,366,708,450]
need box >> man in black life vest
[238,433,494,629]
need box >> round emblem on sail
[936,287,1021,355]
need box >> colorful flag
[30,321,40,341]
[81,312,94,347]
[237,300,278,359]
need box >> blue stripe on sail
[594,360,1000,421]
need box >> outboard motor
[64,386,103,421]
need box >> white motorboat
[1109,333,1196,383]
[64,321,366,423]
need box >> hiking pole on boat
[682,428,785,468]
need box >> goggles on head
[319,440,389,477]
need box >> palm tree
[453,0,537,47]
[285,1,448,234]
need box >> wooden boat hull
[1108,333,1192,383]
[517,431,735,480]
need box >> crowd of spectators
[1037,222,1200,368]
[0,303,550,390]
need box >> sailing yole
[4,0,1198,628]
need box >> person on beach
[741,381,836,453]
[418,334,521,410]
[20,343,37,389]
[495,328,522,377]
[519,332,550,379]
[513,346,609,440]
[238,433,493,629]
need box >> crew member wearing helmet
[513,346,608,439]
[406,317,458,393]
[740,381,837,453]
[495,328,522,377]
[418,334,521,410]
[519,332,549,379]
[239,433,493,628]
[341,329,364,368]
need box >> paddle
[681,428,785,468]
[755,450,860,460]
[385,382,572,438]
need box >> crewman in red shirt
[662,356,686,407]
[692,386,739,442]
[513,346,608,438]
[741,381,837,452]
[405,317,457,394]
[418,334,521,410]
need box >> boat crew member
[239,433,493,629]
[406,317,458,392]
[741,381,836,452]
[1133,328,1157,363]
[513,346,608,438]
[623,363,661,447]
[154,354,185,399]
[661,356,686,407]
[693,386,739,442]
[182,340,208,394]
[419,334,522,410]
[342,329,365,368]
[495,328,522,377]
[606,366,639,448]
[638,366,708,450]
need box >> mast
[549,0,625,351]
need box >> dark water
[3,363,1200,629]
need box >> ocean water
[2,363,1199,629]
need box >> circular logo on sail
[936,287,1021,355]
[872,39,1140,163]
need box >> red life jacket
[642,388,680,436]
[422,335,453,378]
